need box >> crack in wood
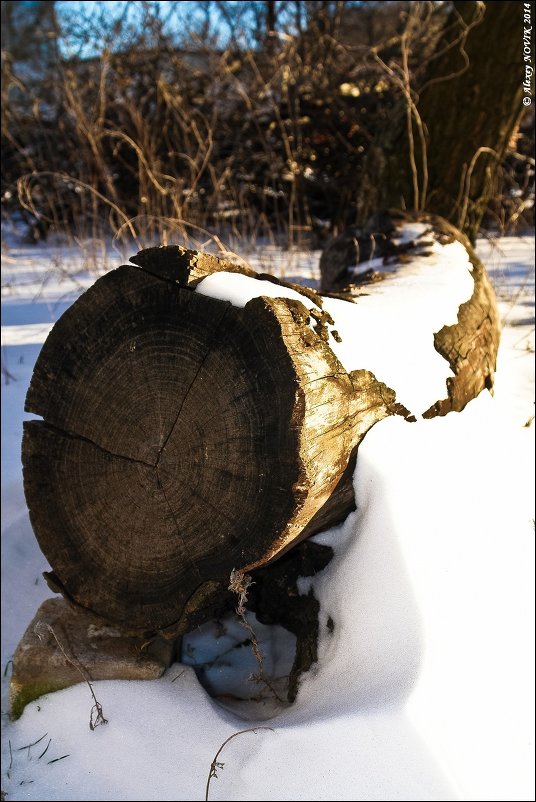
[155,305,231,468]
[154,468,203,582]
[190,488,238,529]
[128,262,194,290]
[26,420,156,469]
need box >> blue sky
[54,1,309,57]
[55,1,239,57]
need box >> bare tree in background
[368,0,530,242]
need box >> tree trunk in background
[264,0,277,54]
[377,0,525,242]
[266,0,277,35]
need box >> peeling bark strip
[423,238,500,418]
[22,247,399,636]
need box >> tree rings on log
[22,247,400,636]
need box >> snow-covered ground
[1,234,534,801]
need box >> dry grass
[205,727,274,802]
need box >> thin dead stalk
[371,40,428,212]
[34,622,108,730]
[457,146,499,232]
[16,732,48,756]
[228,570,285,703]
[38,739,52,760]
[419,1,486,91]
[205,727,274,802]
[17,172,140,245]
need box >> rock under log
[10,598,175,720]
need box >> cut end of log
[22,247,397,635]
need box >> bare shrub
[1,2,533,254]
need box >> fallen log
[21,212,500,647]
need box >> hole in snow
[181,611,297,721]
[180,541,334,719]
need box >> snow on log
[319,211,500,416]
[21,213,500,637]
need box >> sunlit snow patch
[322,235,475,415]
[1,322,55,346]
[194,270,311,308]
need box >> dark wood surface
[22,247,397,635]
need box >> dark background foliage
[1,1,533,250]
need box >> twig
[205,728,274,801]
[187,638,252,672]
[371,34,428,213]
[457,146,498,232]
[34,622,108,730]
[47,755,70,765]
[16,732,48,758]
[17,172,140,246]
[419,2,486,92]
[228,570,285,703]
[38,739,52,760]
[1,355,16,386]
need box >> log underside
[10,541,332,717]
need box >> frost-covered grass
[1,234,534,801]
